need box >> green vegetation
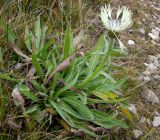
[0,0,133,139]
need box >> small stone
[152,117,160,127]
[144,63,149,67]
[143,76,151,82]
[157,54,160,58]
[153,75,160,80]
[141,87,159,104]
[145,63,158,74]
[153,59,160,67]
[128,40,135,45]
[143,71,151,76]
[148,55,158,62]
[138,75,144,81]
[139,28,145,34]
[139,117,147,123]
[155,27,160,32]
[152,29,159,38]
[154,112,160,116]
[133,129,143,138]
[148,33,158,40]
[128,104,137,114]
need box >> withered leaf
[12,44,31,60]
[11,87,25,106]
[7,116,21,129]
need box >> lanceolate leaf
[55,72,79,97]
[18,85,38,101]
[91,110,128,128]
[62,97,94,120]
[58,100,85,120]
[49,100,75,126]
[63,27,73,60]
[24,105,38,114]
[78,39,113,87]
[0,72,21,82]
[39,39,54,60]
[32,53,43,79]
[35,16,41,50]
[88,34,106,74]
[25,26,32,52]
[0,21,16,42]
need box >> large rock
[141,87,159,104]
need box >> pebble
[148,55,158,62]
[141,87,159,104]
[128,104,137,114]
[153,75,160,80]
[143,76,151,82]
[152,117,160,127]
[154,111,160,116]
[143,71,151,76]
[139,28,145,34]
[145,63,158,74]
[148,33,158,40]
[153,59,160,67]
[139,117,147,123]
[128,40,135,45]
[133,129,143,138]
[152,28,159,38]
[155,27,160,32]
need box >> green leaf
[63,27,73,60]
[67,115,97,137]
[55,72,79,97]
[101,71,116,83]
[30,80,44,91]
[77,39,113,87]
[0,21,16,42]
[38,39,54,60]
[40,25,48,49]
[32,53,43,79]
[24,105,38,114]
[49,100,75,126]
[62,97,94,120]
[73,123,97,137]
[0,72,21,82]
[25,26,32,52]
[34,16,41,50]
[88,34,106,74]
[91,110,128,129]
[59,100,85,120]
[18,85,38,101]
[115,77,128,89]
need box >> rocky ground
[117,0,160,139]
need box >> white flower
[100,4,133,32]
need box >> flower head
[100,4,133,32]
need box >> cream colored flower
[100,4,133,32]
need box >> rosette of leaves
[3,17,132,137]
